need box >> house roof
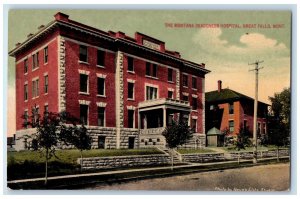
[205,88,270,106]
[207,127,222,135]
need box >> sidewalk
[7,156,289,189]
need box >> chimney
[38,25,45,30]
[27,33,34,38]
[116,31,125,38]
[54,12,69,21]
[218,80,222,92]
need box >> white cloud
[192,28,290,103]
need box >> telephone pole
[249,60,264,164]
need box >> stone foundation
[182,153,225,163]
[78,154,171,170]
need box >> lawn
[8,148,163,165]
[177,148,215,154]
[7,148,163,180]
[220,145,289,152]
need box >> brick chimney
[218,80,222,92]
[54,12,69,21]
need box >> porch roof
[138,98,191,112]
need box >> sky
[7,10,291,136]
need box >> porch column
[163,107,167,127]
[138,111,141,130]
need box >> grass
[177,148,215,154]
[7,148,164,180]
[8,148,163,165]
[220,145,289,152]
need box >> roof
[207,127,222,135]
[205,88,270,106]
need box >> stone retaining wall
[228,149,289,160]
[79,154,171,170]
[182,153,225,163]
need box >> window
[32,79,39,98]
[191,119,197,131]
[152,64,157,78]
[98,136,106,149]
[128,57,134,72]
[79,45,88,62]
[229,102,234,114]
[32,52,39,70]
[44,46,48,63]
[192,77,197,89]
[146,62,158,78]
[80,104,88,125]
[210,105,214,110]
[244,120,248,129]
[44,104,48,115]
[229,120,234,132]
[168,114,174,125]
[168,91,173,99]
[24,110,28,128]
[146,86,157,100]
[182,95,189,102]
[80,74,88,93]
[192,97,197,110]
[44,75,48,94]
[258,122,261,134]
[168,68,173,82]
[128,82,134,99]
[24,84,28,101]
[24,59,28,74]
[146,62,151,76]
[263,123,266,134]
[97,107,105,126]
[183,74,188,87]
[128,110,134,128]
[97,77,105,96]
[97,50,105,66]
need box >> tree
[59,112,92,172]
[268,87,290,161]
[24,105,61,185]
[234,125,252,151]
[221,127,231,147]
[162,120,193,170]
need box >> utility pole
[249,60,264,164]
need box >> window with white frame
[24,59,28,74]
[32,79,39,98]
[24,84,28,101]
[80,74,89,93]
[146,86,157,100]
[44,75,48,94]
[168,90,173,99]
[128,82,134,100]
[44,46,48,64]
[32,52,39,70]
[97,107,105,126]
[80,104,88,125]
[97,77,105,96]
[229,120,234,132]
[191,119,197,132]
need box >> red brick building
[205,80,269,145]
[9,12,210,150]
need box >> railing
[138,98,190,109]
[140,127,165,135]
